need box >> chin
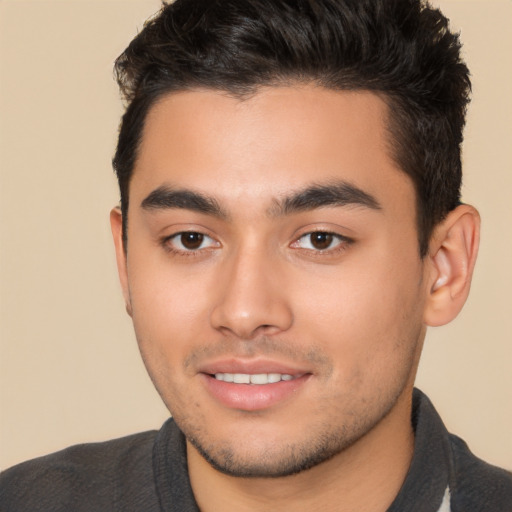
[182,404,392,478]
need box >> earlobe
[110,207,133,317]
[423,205,480,327]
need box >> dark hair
[113,0,471,256]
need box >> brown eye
[309,232,334,250]
[293,231,349,252]
[180,232,204,250]
[165,231,218,253]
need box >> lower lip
[201,374,311,411]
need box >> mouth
[212,372,299,385]
[200,361,311,411]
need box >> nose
[210,246,293,339]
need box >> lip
[198,356,310,375]
[198,358,312,411]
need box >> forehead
[131,86,415,215]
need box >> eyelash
[291,231,353,255]
[161,230,353,257]
[162,231,219,257]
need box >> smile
[204,372,310,411]
[214,373,296,384]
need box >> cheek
[126,257,217,367]
[129,252,214,320]
[291,252,425,375]
[295,262,421,328]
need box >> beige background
[0,0,511,471]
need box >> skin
[111,86,480,511]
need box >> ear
[110,207,133,317]
[423,204,480,327]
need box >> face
[114,86,431,477]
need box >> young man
[1,0,511,510]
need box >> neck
[187,389,415,512]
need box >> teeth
[234,374,250,384]
[266,373,282,384]
[214,373,296,384]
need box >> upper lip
[198,358,311,376]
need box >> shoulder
[448,434,512,512]
[0,430,158,512]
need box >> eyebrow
[270,181,382,216]
[140,180,381,219]
[141,186,228,219]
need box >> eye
[293,231,348,251]
[165,232,219,252]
